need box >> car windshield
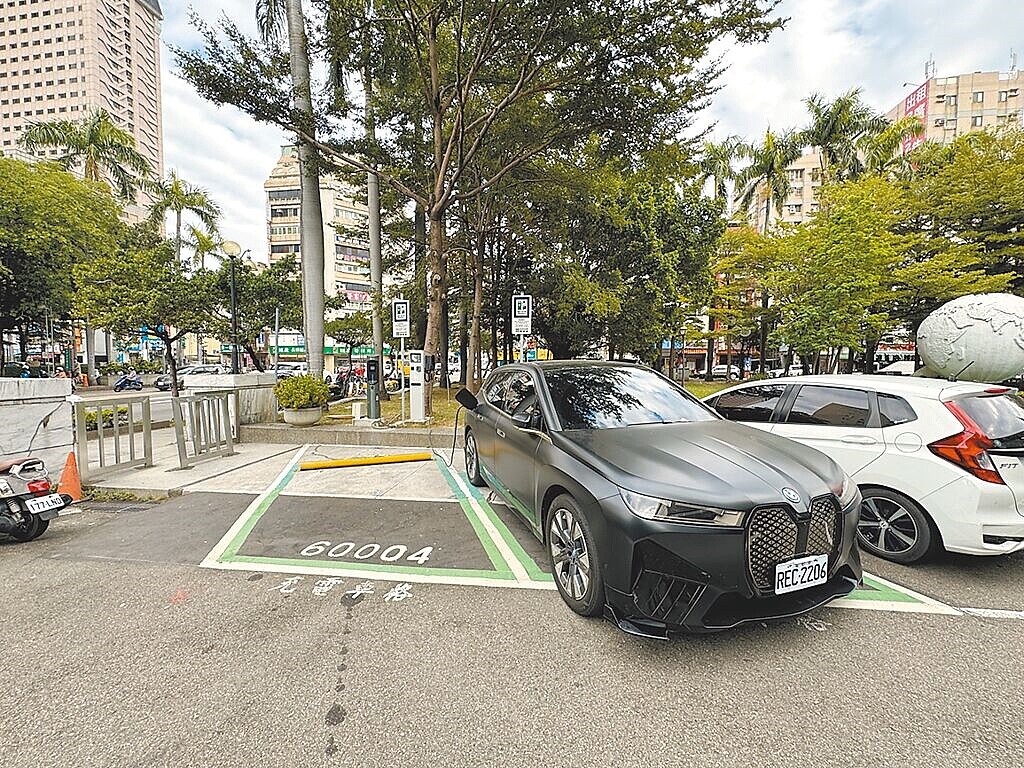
[958,393,1024,449]
[542,365,716,429]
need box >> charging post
[392,299,410,423]
[366,358,380,419]
[409,350,425,422]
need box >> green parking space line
[435,458,551,583]
[434,458,518,575]
[222,553,517,581]
[845,574,922,603]
[465,472,551,583]
[220,459,302,561]
[215,449,516,581]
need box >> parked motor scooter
[113,372,143,392]
[0,457,70,542]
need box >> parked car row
[153,364,225,391]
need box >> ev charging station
[408,350,426,422]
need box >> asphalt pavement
[2,452,1023,768]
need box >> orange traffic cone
[58,452,83,502]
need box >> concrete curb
[240,423,464,449]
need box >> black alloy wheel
[547,494,604,617]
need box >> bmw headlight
[619,489,746,527]
[833,474,860,509]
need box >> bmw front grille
[746,496,843,594]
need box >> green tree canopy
[74,224,216,395]
[0,158,122,365]
[906,127,1024,292]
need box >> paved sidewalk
[86,426,460,499]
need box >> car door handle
[841,435,876,445]
[496,428,505,438]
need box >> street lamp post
[221,241,250,374]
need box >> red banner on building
[902,81,929,154]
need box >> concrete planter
[282,406,323,427]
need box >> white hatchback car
[705,375,1024,563]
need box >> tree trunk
[458,246,468,387]
[414,202,427,349]
[705,324,714,382]
[244,343,265,372]
[175,210,182,264]
[423,209,446,415]
[757,197,771,374]
[863,338,878,374]
[163,335,180,398]
[84,318,96,384]
[18,325,27,361]
[467,230,484,391]
[105,331,114,364]
[286,0,325,380]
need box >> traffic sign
[392,299,410,339]
[512,294,532,335]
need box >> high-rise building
[887,68,1024,148]
[263,145,373,314]
[0,0,164,213]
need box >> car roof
[716,374,1001,401]
[495,359,647,373]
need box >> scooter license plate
[25,494,64,514]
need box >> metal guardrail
[73,395,153,484]
[172,389,237,469]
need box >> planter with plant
[274,374,329,426]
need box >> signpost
[511,294,532,363]
[393,299,410,423]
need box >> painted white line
[442,461,531,582]
[829,598,961,615]
[199,445,309,568]
[278,491,457,503]
[204,557,557,590]
[957,606,1024,620]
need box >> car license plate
[25,493,64,514]
[775,554,828,595]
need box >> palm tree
[859,115,926,178]
[257,0,327,380]
[698,136,750,213]
[147,170,221,264]
[801,88,887,183]
[735,130,802,374]
[184,224,223,271]
[19,108,151,200]
[735,130,803,235]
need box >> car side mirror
[455,388,478,410]
[512,411,543,431]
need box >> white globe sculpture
[917,293,1024,382]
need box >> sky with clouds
[160,0,1024,261]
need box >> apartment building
[0,0,163,215]
[264,145,373,315]
[887,69,1024,148]
[749,68,1024,230]
[745,149,824,229]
